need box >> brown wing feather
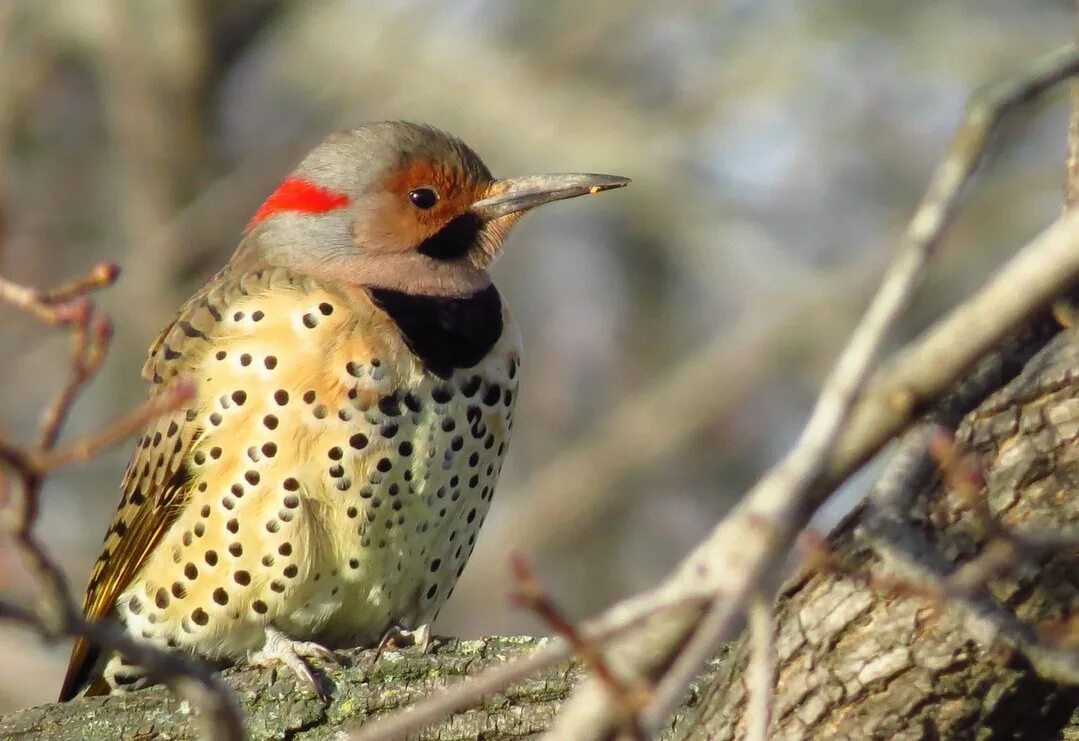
[59,267,297,700]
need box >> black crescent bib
[367,285,504,379]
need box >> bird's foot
[370,623,433,666]
[248,626,339,698]
[381,622,432,652]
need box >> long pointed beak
[469,173,630,220]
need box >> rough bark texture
[0,636,718,739]
[675,317,1079,739]
[0,637,574,739]
[0,637,574,740]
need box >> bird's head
[239,121,629,296]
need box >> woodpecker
[59,121,628,699]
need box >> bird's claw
[378,622,432,652]
[370,623,433,666]
[248,626,338,697]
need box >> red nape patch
[247,177,351,230]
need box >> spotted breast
[72,267,519,693]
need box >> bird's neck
[231,229,493,298]
[321,251,493,297]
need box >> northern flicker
[59,121,628,699]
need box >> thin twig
[925,428,1079,595]
[0,262,119,325]
[865,513,1079,687]
[805,515,1079,691]
[37,313,112,450]
[509,553,650,739]
[926,426,988,523]
[553,44,1079,739]
[33,379,195,472]
[37,262,120,304]
[345,591,709,741]
[745,594,774,741]
[0,260,240,740]
[0,592,243,738]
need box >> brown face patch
[353,158,491,254]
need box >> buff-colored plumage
[64,267,518,696]
[60,121,625,700]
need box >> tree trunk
[674,316,1079,739]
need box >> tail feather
[58,637,104,701]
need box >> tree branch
[552,44,1079,739]
[0,265,241,740]
[0,637,722,740]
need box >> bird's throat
[367,285,503,379]
[416,212,484,261]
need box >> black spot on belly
[368,285,503,379]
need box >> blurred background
[0,0,1075,711]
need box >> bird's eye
[408,188,438,210]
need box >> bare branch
[462,253,880,596]
[345,591,710,741]
[508,553,650,739]
[33,379,195,473]
[0,260,240,740]
[550,43,1079,739]
[37,263,121,304]
[745,594,774,741]
[37,312,111,450]
[0,263,118,325]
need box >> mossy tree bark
[0,636,718,739]
[0,638,579,740]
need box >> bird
[58,121,628,699]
